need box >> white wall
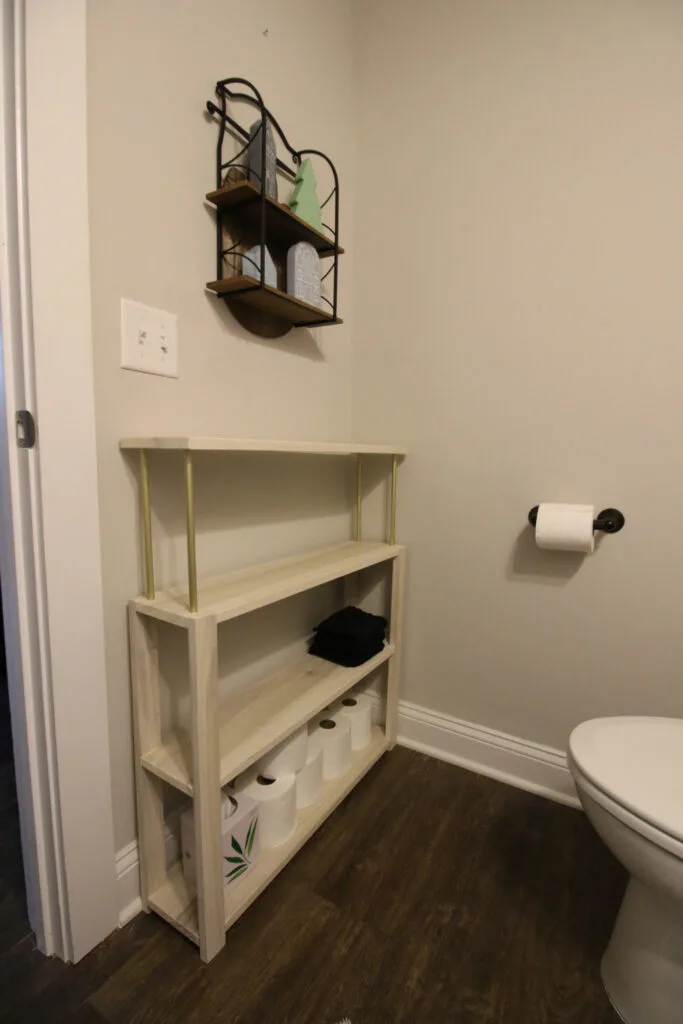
[352,0,683,748]
[90,0,683,857]
[86,0,357,850]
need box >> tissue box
[180,788,260,888]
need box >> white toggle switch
[121,298,178,377]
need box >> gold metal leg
[355,454,362,541]
[185,451,198,613]
[389,455,398,545]
[140,450,155,599]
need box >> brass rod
[389,455,398,545]
[355,454,362,541]
[185,451,198,614]
[140,450,155,599]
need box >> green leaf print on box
[224,818,258,885]
[180,789,260,890]
[245,818,257,857]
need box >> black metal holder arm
[527,506,626,534]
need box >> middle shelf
[142,642,394,796]
[205,178,344,257]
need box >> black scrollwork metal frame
[205,77,340,327]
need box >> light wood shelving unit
[123,438,406,962]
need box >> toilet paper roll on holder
[527,506,626,534]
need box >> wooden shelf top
[130,541,403,627]
[206,276,342,326]
[205,178,344,256]
[141,644,394,796]
[120,437,407,455]
[147,727,388,944]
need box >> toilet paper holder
[528,506,626,534]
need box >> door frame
[0,0,118,961]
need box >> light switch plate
[121,298,178,377]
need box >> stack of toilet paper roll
[234,726,307,849]
[233,691,375,846]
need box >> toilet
[569,717,683,1024]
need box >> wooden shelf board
[205,178,344,256]
[120,437,407,455]
[147,727,389,946]
[142,644,395,796]
[131,541,403,628]
[206,276,342,326]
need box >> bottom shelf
[148,726,389,945]
[206,276,342,326]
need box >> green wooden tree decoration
[288,158,323,232]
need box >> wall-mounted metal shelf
[205,77,342,337]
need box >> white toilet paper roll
[235,771,296,848]
[257,725,308,777]
[353,682,382,726]
[310,713,351,780]
[534,503,595,553]
[332,693,372,751]
[295,742,323,809]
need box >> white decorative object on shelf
[242,244,277,288]
[287,242,321,308]
[242,241,278,286]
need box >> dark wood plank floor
[1,747,625,1024]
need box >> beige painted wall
[352,0,683,747]
[86,0,357,849]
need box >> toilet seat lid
[569,717,683,842]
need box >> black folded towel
[309,634,385,668]
[309,606,387,667]
[313,606,387,643]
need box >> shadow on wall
[506,526,586,585]
[205,275,325,362]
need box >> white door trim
[0,0,68,957]
[0,0,118,961]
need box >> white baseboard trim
[115,822,179,927]
[115,839,144,927]
[397,700,580,808]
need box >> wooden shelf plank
[142,644,395,796]
[205,178,344,256]
[120,437,407,455]
[206,276,342,326]
[147,728,389,946]
[131,541,403,627]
